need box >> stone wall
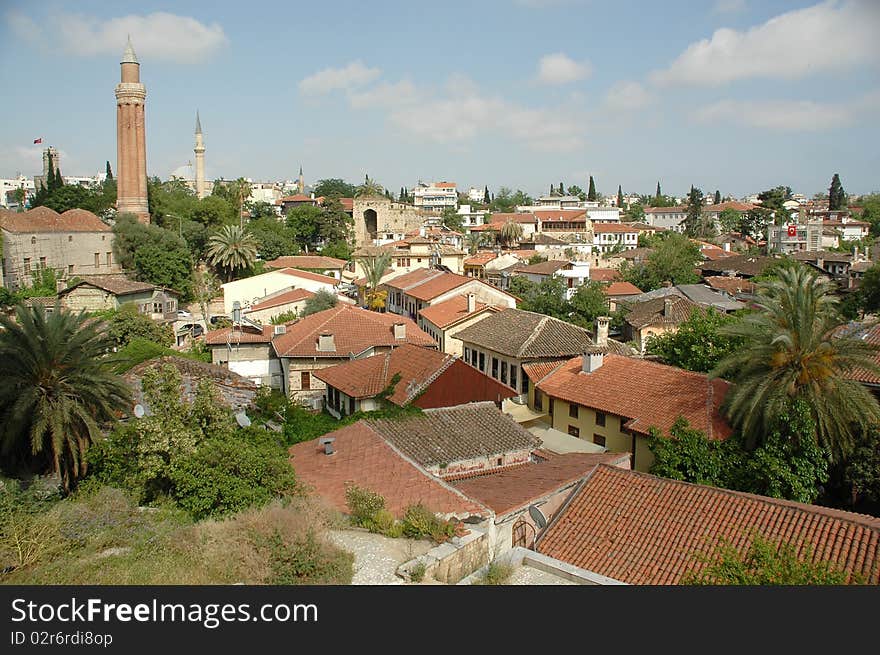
[352,197,430,247]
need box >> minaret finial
[195,110,202,135]
[122,35,138,64]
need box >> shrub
[265,529,353,585]
[345,485,386,527]
[409,560,427,583]
[475,562,513,585]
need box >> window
[568,425,580,438]
[94,253,100,267]
[301,372,311,390]
[68,265,74,275]
[595,411,606,427]
[500,361,508,384]
[349,397,355,415]
[464,347,471,364]
[569,404,579,419]
[510,366,518,391]
[153,302,162,314]
[534,388,543,411]
[106,252,112,266]
[593,434,606,447]
[521,376,529,394]
[478,352,485,372]
[31,236,36,245]
[68,235,73,242]
[39,257,46,269]
[491,357,498,379]
[23,258,31,274]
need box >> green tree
[712,263,880,460]
[843,428,880,507]
[319,198,354,245]
[248,217,299,261]
[357,252,392,311]
[558,181,565,195]
[568,281,611,327]
[587,176,597,201]
[646,308,744,373]
[507,276,569,320]
[857,193,880,236]
[738,207,771,240]
[441,206,464,232]
[623,202,645,223]
[621,232,701,291]
[717,207,742,234]
[300,289,339,317]
[828,173,846,210]
[320,240,352,260]
[483,185,490,204]
[682,186,708,237]
[107,303,174,348]
[285,205,323,251]
[567,185,586,201]
[0,304,131,492]
[649,417,737,488]
[617,185,623,209]
[105,161,113,181]
[313,178,357,199]
[683,534,853,585]
[191,265,220,327]
[191,195,236,227]
[206,225,259,281]
[714,190,721,205]
[355,175,385,198]
[465,232,482,255]
[757,186,793,224]
[655,181,661,199]
[113,215,193,297]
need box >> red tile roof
[589,268,621,282]
[704,276,756,295]
[488,212,537,225]
[205,324,275,345]
[537,465,880,584]
[536,355,732,440]
[512,260,570,275]
[418,295,495,329]
[289,422,488,518]
[265,256,347,270]
[0,206,111,233]
[271,304,434,357]
[245,288,314,312]
[839,322,880,386]
[59,274,155,296]
[383,269,501,303]
[313,343,516,406]
[464,252,498,266]
[593,223,638,234]
[534,209,586,222]
[603,281,642,296]
[521,360,565,384]
[703,201,757,212]
[452,452,630,516]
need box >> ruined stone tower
[115,36,150,223]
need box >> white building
[644,206,688,233]
[412,181,458,213]
[220,267,338,314]
[457,204,487,228]
[586,206,621,223]
[0,176,35,208]
[592,223,639,253]
[467,187,486,203]
[766,223,822,254]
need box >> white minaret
[194,111,206,199]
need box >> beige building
[418,293,501,356]
[220,267,338,314]
[524,349,732,472]
[58,274,178,321]
[243,287,314,324]
[0,207,121,290]
[621,294,701,353]
[206,323,282,388]
[352,237,466,279]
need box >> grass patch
[474,562,514,586]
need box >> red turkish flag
[787,224,797,237]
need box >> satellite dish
[133,404,145,419]
[528,504,548,529]
[235,411,251,428]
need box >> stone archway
[363,208,378,241]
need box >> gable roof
[537,465,880,584]
[512,260,570,275]
[454,308,593,359]
[451,452,630,517]
[417,295,497,329]
[271,304,434,357]
[205,324,276,345]
[703,275,757,295]
[288,422,488,518]
[0,206,112,233]
[59,274,156,296]
[589,268,621,282]
[534,209,586,222]
[593,223,638,234]
[836,321,880,386]
[245,287,314,313]
[698,254,777,277]
[276,267,339,285]
[382,268,512,304]
[464,252,498,266]
[623,294,703,329]
[366,402,540,469]
[264,255,347,270]
[603,281,642,296]
[536,355,732,440]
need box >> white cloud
[348,80,421,109]
[536,53,592,85]
[651,1,880,86]
[713,0,746,13]
[299,60,382,96]
[691,92,880,131]
[603,81,655,111]
[6,10,228,63]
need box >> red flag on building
[787,224,797,237]
[33,138,42,144]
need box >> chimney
[466,293,476,313]
[664,297,674,317]
[581,349,604,373]
[393,322,406,340]
[853,246,859,260]
[232,301,241,325]
[317,332,335,352]
[595,316,610,347]
[320,437,335,455]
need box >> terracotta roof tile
[418,295,497,329]
[367,402,540,468]
[275,267,339,285]
[272,304,434,357]
[452,452,629,516]
[704,276,757,295]
[512,260,570,275]
[245,288,314,312]
[603,281,642,296]
[59,274,155,296]
[698,254,778,277]
[0,206,111,232]
[289,422,488,518]
[534,210,586,221]
[623,295,703,329]
[455,309,594,359]
[589,268,621,282]
[265,256,347,270]
[837,321,880,385]
[593,223,638,234]
[205,324,275,345]
[537,465,880,584]
[464,252,498,266]
[536,355,732,440]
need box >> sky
[1,0,878,200]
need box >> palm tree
[465,232,482,255]
[355,174,385,198]
[357,251,392,311]
[711,263,880,460]
[0,304,131,492]
[500,219,523,247]
[207,224,259,281]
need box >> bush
[409,560,427,583]
[345,485,386,527]
[264,529,353,585]
[475,562,513,585]
[401,503,456,542]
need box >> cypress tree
[617,185,623,208]
[106,160,113,181]
[550,184,555,196]
[829,173,845,210]
[483,186,490,204]
[656,181,661,199]
[714,189,721,204]
[559,182,564,196]
[587,176,596,201]
[46,153,57,192]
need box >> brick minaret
[194,111,206,199]
[115,36,149,223]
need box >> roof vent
[393,322,406,340]
[320,437,336,455]
[317,332,335,352]
[274,324,287,335]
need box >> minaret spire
[195,110,202,135]
[194,110,206,199]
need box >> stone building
[58,274,178,321]
[115,37,150,223]
[352,196,431,248]
[0,207,121,289]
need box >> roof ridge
[518,315,549,357]
[407,352,457,402]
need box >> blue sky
[1,0,878,199]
